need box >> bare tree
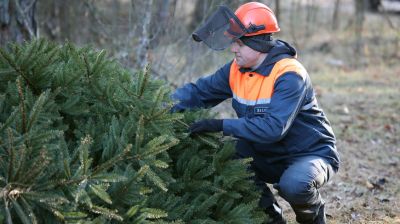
[354,0,365,61]
[0,0,37,46]
[136,0,153,68]
[332,0,341,30]
[274,0,280,22]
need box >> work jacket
[172,40,339,170]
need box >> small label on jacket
[254,107,268,114]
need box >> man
[172,2,339,224]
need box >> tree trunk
[136,0,153,68]
[150,0,171,47]
[354,0,365,60]
[275,0,280,22]
[0,0,37,46]
[189,0,210,32]
[332,0,341,30]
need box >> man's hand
[189,119,223,134]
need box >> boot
[264,202,286,224]
[313,203,326,224]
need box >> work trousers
[235,141,336,223]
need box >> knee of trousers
[277,177,319,205]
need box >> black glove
[189,119,223,134]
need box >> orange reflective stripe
[229,58,307,103]
[272,58,307,81]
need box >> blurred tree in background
[0,0,37,45]
[1,0,399,83]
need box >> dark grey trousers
[235,141,335,223]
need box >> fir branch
[193,165,215,179]
[19,39,40,71]
[0,68,16,75]
[0,107,19,133]
[137,164,150,176]
[27,91,48,132]
[89,184,112,205]
[48,209,64,221]
[22,148,49,185]
[7,128,15,182]
[31,41,59,74]
[13,144,27,183]
[22,191,69,208]
[107,166,148,204]
[195,135,220,149]
[140,136,179,158]
[83,53,92,82]
[90,173,128,183]
[145,167,167,192]
[10,199,30,224]
[125,205,140,218]
[60,141,71,179]
[195,193,220,216]
[134,116,145,155]
[90,50,106,75]
[3,196,13,224]
[118,82,139,99]
[153,160,169,169]
[19,196,37,224]
[149,87,166,116]
[16,130,63,152]
[61,211,87,220]
[78,135,93,176]
[74,186,92,208]
[90,205,123,221]
[140,207,168,219]
[135,64,150,98]
[92,144,132,176]
[16,78,27,133]
[175,119,189,128]
[149,103,175,120]
[0,47,38,94]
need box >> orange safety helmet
[235,2,280,36]
[192,2,279,50]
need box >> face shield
[192,6,249,51]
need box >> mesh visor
[192,6,247,51]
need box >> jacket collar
[239,40,297,76]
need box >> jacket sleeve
[223,72,307,143]
[171,61,233,111]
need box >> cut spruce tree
[0,39,266,223]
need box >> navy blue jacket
[172,40,339,170]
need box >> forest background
[1,0,399,223]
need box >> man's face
[230,39,263,68]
